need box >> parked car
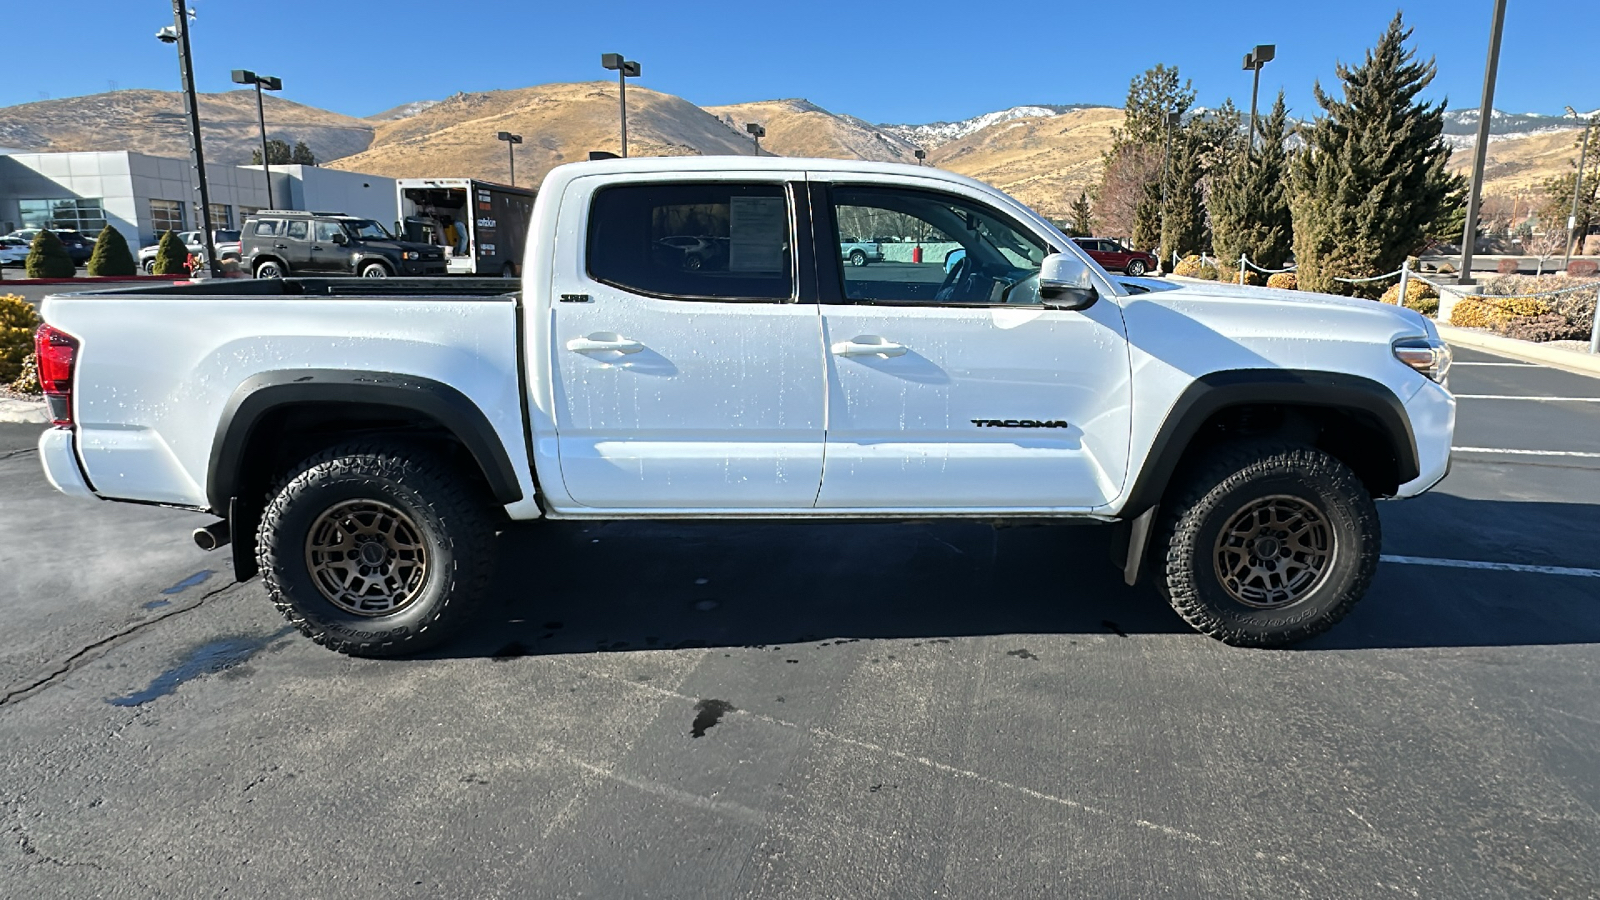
[1072,237,1159,277]
[0,237,30,267]
[652,235,727,271]
[34,156,1455,658]
[840,239,883,266]
[5,228,95,265]
[242,211,445,278]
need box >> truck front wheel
[360,262,391,278]
[1156,443,1379,648]
[256,442,497,657]
[849,250,868,266]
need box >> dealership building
[0,150,397,248]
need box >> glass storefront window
[18,198,107,236]
[149,199,185,237]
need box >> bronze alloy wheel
[304,499,429,616]
[1212,494,1335,609]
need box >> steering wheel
[936,254,969,301]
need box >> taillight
[35,324,80,428]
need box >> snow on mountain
[879,105,1102,147]
[1439,107,1587,150]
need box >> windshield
[343,220,392,240]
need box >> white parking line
[1381,555,1600,578]
[1453,447,1600,458]
[1452,361,1537,367]
[1455,395,1600,402]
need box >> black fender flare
[1118,369,1418,520]
[206,368,524,515]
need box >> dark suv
[242,211,446,278]
[1071,237,1159,277]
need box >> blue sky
[5,1,1594,124]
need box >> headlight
[402,251,419,260]
[1393,337,1452,383]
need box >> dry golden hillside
[0,89,374,164]
[929,108,1123,221]
[327,82,761,185]
[1449,127,1587,199]
[702,99,919,163]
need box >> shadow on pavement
[429,493,1600,659]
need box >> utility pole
[497,132,522,186]
[167,0,219,277]
[1564,106,1592,271]
[1460,0,1507,285]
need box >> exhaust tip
[193,520,230,552]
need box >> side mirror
[1038,252,1098,311]
[330,232,347,245]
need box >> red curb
[0,275,186,286]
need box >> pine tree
[1538,122,1599,257]
[291,140,316,165]
[1069,191,1095,237]
[1160,131,1207,260]
[25,229,75,278]
[86,225,137,276]
[249,139,292,165]
[151,231,188,276]
[1211,93,1294,271]
[1099,65,1196,252]
[1288,13,1458,295]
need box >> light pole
[1159,110,1180,261]
[914,148,926,166]
[231,69,282,209]
[157,0,218,278]
[745,123,765,155]
[1564,105,1592,270]
[1242,44,1275,152]
[497,131,522,186]
[600,53,641,157]
[1459,0,1507,285]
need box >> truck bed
[51,277,520,300]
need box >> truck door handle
[274,243,288,249]
[832,337,908,358]
[566,335,644,354]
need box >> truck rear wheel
[256,441,497,657]
[849,250,868,266]
[1156,442,1379,648]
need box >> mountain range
[0,85,1588,221]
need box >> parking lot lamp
[600,53,641,157]
[1159,111,1180,260]
[497,131,523,186]
[1564,106,1592,271]
[1242,44,1275,151]
[1459,0,1507,285]
[914,148,926,166]
[745,123,765,155]
[231,69,282,209]
[159,0,218,278]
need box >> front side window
[587,182,793,301]
[342,220,392,241]
[315,221,343,242]
[828,186,1053,305]
[285,220,309,240]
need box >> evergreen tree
[86,225,137,276]
[151,231,188,275]
[1538,122,1600,256]
[25,229,75,278]
[1069,191,1095,237]
[249,139,292,165]
[1160,131,1207,260]
[1288,14,1458,295]
[290,140,316,165]
[1211,93,1294,271]
[1099,65,1196,252]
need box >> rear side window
[253,220,280,236]
[587,182,793,301]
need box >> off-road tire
[1156,442,1379,648]
[1125,259,1147,277]
[256,442,497,657]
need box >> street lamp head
[601,53,623,71]
[231,69,256,85]
[497,131,523,144]
[1166,111,1182,126]
[156,25,178,43]
[745,123,765,138]
[914,148,926,160]
[1244,44,1275,70]
[259,76,282,91]
[621,61,641,78]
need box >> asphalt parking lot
[1,344,1597,898]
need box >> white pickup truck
[34,157,1455,656]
